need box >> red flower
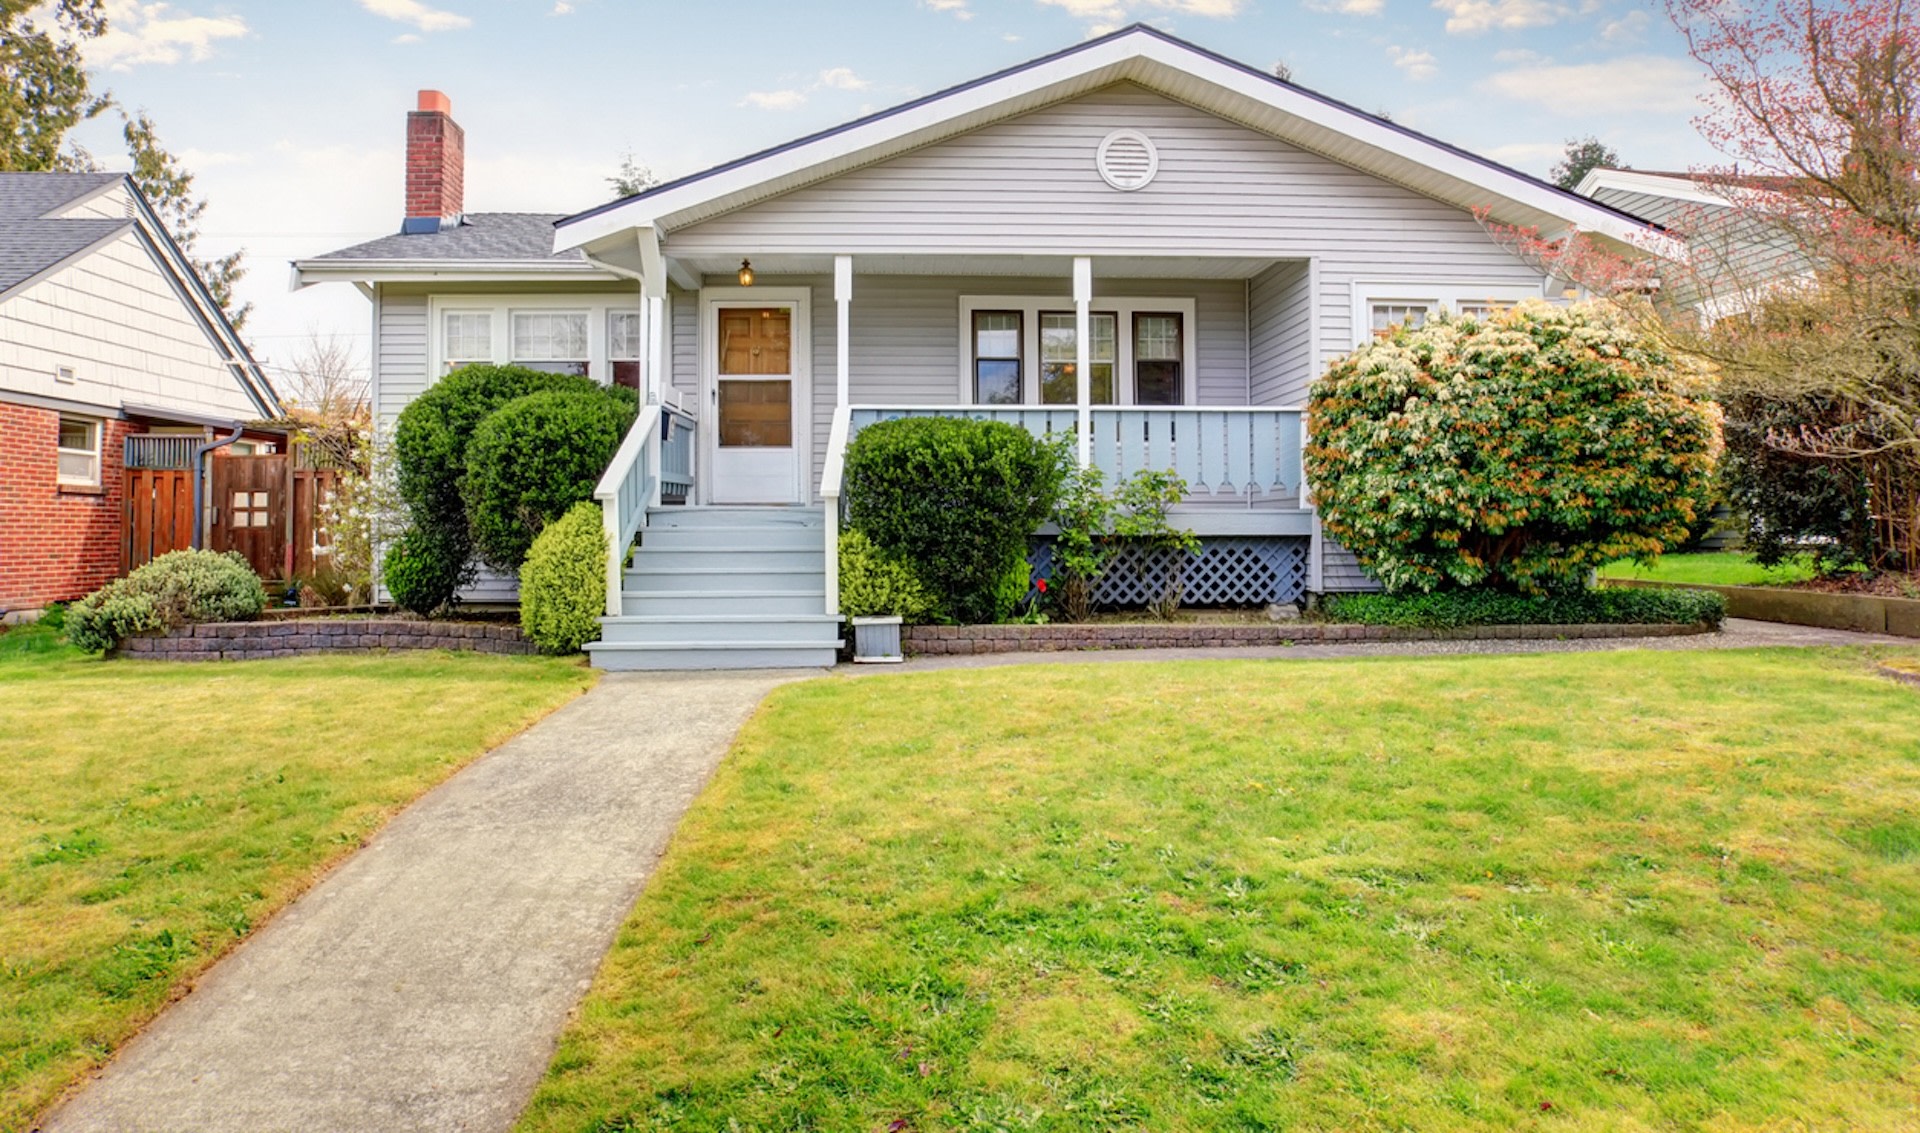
[1036,578,1048,593]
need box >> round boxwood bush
[519,501,607,654]
[382,524,473,617]
[843,417,1065,624]
[391,364,635,597]
[66,550,266,652]
[1306,301,1720,594]
[465,389,638,571]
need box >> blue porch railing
[594,397,697,617]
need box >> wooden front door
[210,454,288,581]
[711,303,801,503]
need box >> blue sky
[67,0,1714,383]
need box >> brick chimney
[403,90,463,234]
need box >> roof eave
[291,259,620,289]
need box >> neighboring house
[0,173,281,620]
[296,25,1661,669]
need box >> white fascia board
[555,28,1664,255]
[1575,168,1732,208]
[292,259,620,289]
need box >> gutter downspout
[191,425,245,550]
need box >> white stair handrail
[595,404,663,618]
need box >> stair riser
[626,570,825,592]
[620,593,826,616]
[638,549,822,572]
[641,527,823,550]
[646,508,822,531]
[597,621,842,646]
[588,645,840,671]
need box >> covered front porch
[593,250,1326,620]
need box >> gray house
[296,25,1662,670]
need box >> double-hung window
[1039,312,1116,405]
[972,311,1022,405]
[609,311,642,390]
[57,416,101,487]
[1355,285,1543,345]
[510,310,590,377]
[1133,313,1184,405]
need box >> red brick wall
[0,402,136,613]
[405,107,464,220]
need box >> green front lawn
[0,625,594,1132]
[1599,551,1815,587]
[521,650,1920,1132]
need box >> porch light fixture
[738,259,755,287]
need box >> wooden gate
[210,453,289,581]
[122,468,196,573]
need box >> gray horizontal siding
[1248,261,1311,405]
[374,289,428,430]
[667,81,1545,390]
[1320,541,1382,593]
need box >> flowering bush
[1306,302,1721,594]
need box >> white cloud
[1482,140,1567,168]
[1035,0,1248,29]
[392,32,421,44]
[87,2,248,70]
[1493,46,1547,63]
[922,0,973,17]
[551,0,573,12]
[1602,8,1649,42]
[1432,0,1570,34]
[740,89,808,111]
[1387,44,1438,79]
[1477,54,1705,114]
[817,67,870,91]
[1304,0,1385,14]
[358,0,470,33]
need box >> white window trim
[1349,282,1548,347]
[956,295,1199,406]
[56,415,102,488]
[427,293,644,385]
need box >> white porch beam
[665,258,701,291]
[835,255,853,407]
[1073,256,1092,468]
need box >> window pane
[1137,361,1181,405]
[1135,314,1180,361]
[1040,313,1115,404]
[611,360,641,390]
[1370,302,1433,336]
[718,379,792,447]
[444,312,492,362]
[510,311,590,361]
[609,311,642,359]
[1457,299,1515,320]
[58,451,96,482]
[509,360,591,378]
[719,308,792,376]
[975,359,1020,405]
[974,311,1020,359]
[57,418,93,451]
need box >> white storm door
[711,303,801,503]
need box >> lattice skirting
[1030,536,1310,608]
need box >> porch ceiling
[666,252,1285,282]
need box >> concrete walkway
[42,670,817,1133]
[876,618,1911,673]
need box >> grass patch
[520,649,1920,1132]
[1599,551,1815,587]
[0,642,594,1131]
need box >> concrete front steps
[585,506,842,671]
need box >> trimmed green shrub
[382,525,472,617]
[519,501,607,654]
[390,364,634,596]
[838,530,937,622]
[66,550,266,652]
[1307,301,1721,595]
[1321,587,1727,628]
[844,417,1066,624]
[465,390,638,570]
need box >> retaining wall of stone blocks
[116,617,535,661]
[901,621,1709,656]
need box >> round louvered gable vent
[1096,129,1159,191]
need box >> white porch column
[1073,256,1092,468]
[834,254,852,406]
[645,292,666,406]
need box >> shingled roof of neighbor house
[0,172,134,295]
[308,212,587,263]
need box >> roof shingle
[310,213,582,262]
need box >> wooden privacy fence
[121,440,343,584]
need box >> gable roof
[0,171,280,416]
[556,24,1668,256]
